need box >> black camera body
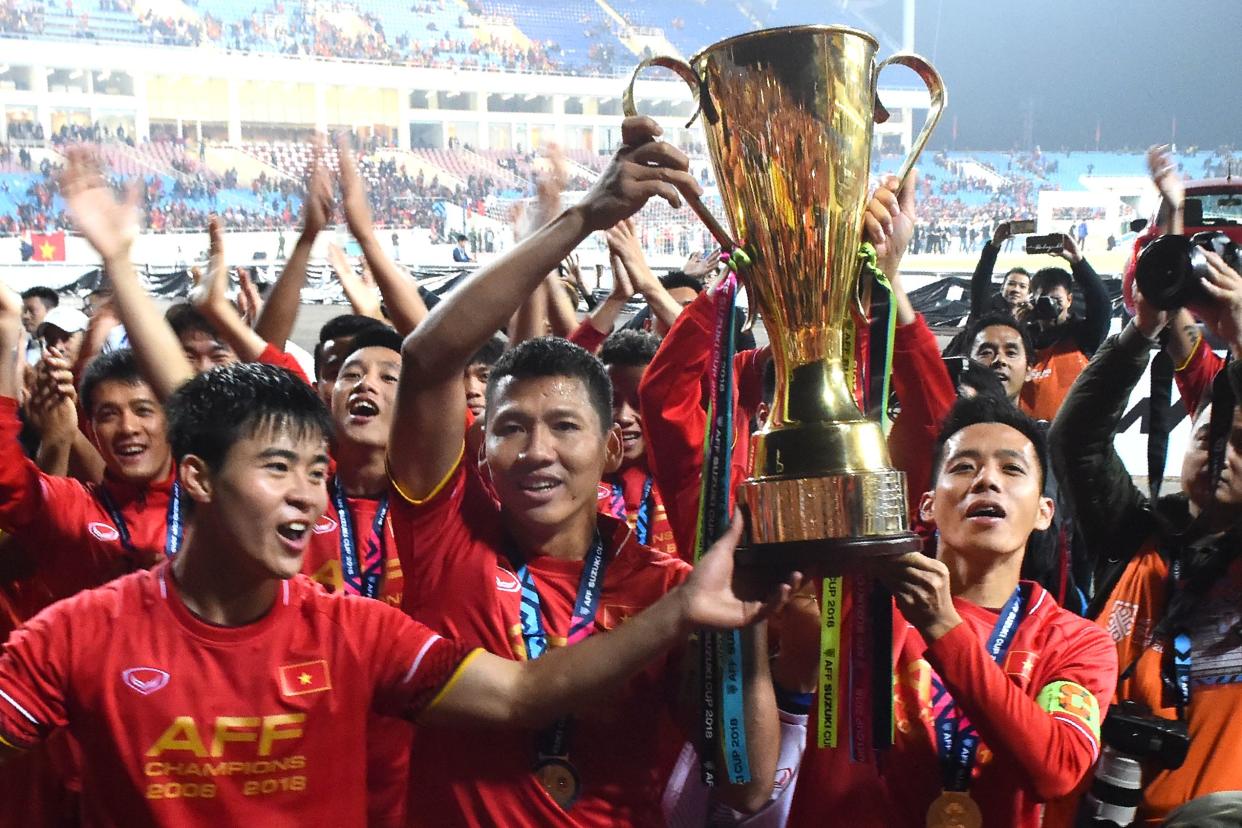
[1100,700,1189,770]
[1135,230,1242,310]
[1033,294,1064,320]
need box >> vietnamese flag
[278,659,332,696]
[30,231,65,262]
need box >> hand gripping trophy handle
[620,27,947,569]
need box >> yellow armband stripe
[1037,680,1101,741]
[1174,334,1204,373]
[425,647,486,713]
[387,442,465,506]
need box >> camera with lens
[1079,701,1189,827]
[1032,294,1064,321]
[1134,230,1242,311]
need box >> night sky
[763,0,1242,151]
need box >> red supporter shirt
[1021,339,1089,423]
[256,342,310,385]
[788,583,1115,828]
[638,289,768,561]
[598,462,678,558]
[888,315,957,510]
[0,396,174,612]
[391,457,692,827]
[298,488,410,828]
[0,564,469,828]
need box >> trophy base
[735,532,922,575]
[737,468,913,544]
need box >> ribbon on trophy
[692,261,750,786]
[815,243,899,757]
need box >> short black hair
[468,334,507,369]
[599,329,659,367]
[967,313,1034,363]
[79,348,146,415]
[1002,267,1030,281]
[313,314,387,378]
[931,395,1048,486]
[338,326,403,364]
[1030,267,1073,296]
[165,303,220,341]
[20,286,58,310]
[943,357,1008,401]
[659,271,704,294]
[486,337,612,432]
[166,362,332,471]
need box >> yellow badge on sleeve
[1037,681,1101,741]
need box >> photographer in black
[1021,232,1111,421]
[1048,251,1242,825]
[943,221,1033,356]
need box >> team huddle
[1,109,1240,828]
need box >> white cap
[37,306,89,336]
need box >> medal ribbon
[96,479,185,560]
[329,478,389,599]
[693,269,749,785]
[933,584,1029,792]
[512,531,609,800]
[609,475,655,546]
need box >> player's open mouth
[114,443,148,463]
[276,521,310,547]
[965,501,1006,521]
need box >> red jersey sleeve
[0,596,75,752]
[924,609,1117,801]
[889,315,957,500]
[567,319,609,354]
[0,396,85,536]
[1174,336,1223,421]
[257,342,310,385]
[349,599,476,721]
[735,345,771,423]
[639,290,715,558]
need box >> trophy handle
[875,53,947,187]
[622,56,741,255]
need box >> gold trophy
[624,25,945,568]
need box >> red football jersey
[256,342,310,385]
[391,459,692,828]
[0,396,175,608]
[299,489,410,827]
[0,564,469,827]
[637,290,768,563]
[599,463,678,559]
[787,583,1115,828]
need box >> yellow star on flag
[39,242,55,260]
[298,672,312,685]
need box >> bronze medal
[534,758,581,810]
[926,790,983,828]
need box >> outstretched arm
[189,217,268,362]
[424,518,792,809]
[388,116,701,501]
[328,243,385,321]
[607,218,684,332]
[253,142,332,348]
[338,136,428,336]
[60,148,192,400]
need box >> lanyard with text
[610,476,655,545]
[1166,558,1192,714]
[329,478,389,599]
[96,480,184,559]
[513,532,609,809]
[932,584,1029,794]
[692,269,750,786]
